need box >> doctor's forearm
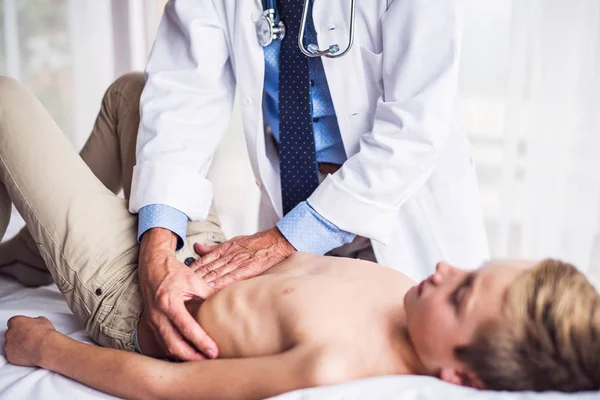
[139,228,180,280]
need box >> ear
[440,368,485,389]
[440,368,463,386]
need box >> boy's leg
[0,73,145,285]
[83,72,227,253]
[0,74,226,351]
[78,72,145,199]
[0,76,141,350]
[0,72,226,283]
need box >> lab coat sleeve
[308,0,463,244]
[128,0,235,221]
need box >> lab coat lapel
[231,0,285,218]
[234,0,266,171]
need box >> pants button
[184,257,196,266]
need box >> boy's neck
[391,321,433,377]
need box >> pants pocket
[96,276,142,351]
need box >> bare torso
[140,253,418,378]
[196,253,416,375]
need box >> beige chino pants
[0,73,226,351]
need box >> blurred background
[0,0,599,282]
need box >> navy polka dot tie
[278,0,319,215]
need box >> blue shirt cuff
[138,204,188,251]
[276,201,355,255]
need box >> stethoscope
[256,0,356,58]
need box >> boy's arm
[4,316,321,400]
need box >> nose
[432,261,456,284]
[436,261,450,273]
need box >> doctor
[132,0,489,361]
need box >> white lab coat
[129,0,490,281]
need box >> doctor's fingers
[169,303,219,359]
[211,264,258,289]
[193,243,217,257]
[201,257,247,283]
[192,246,243,276]
[200,253,252,281]
[156,304,217,360]
[148,312,204,361]
[191,241,235,271]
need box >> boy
[5,257,600,399]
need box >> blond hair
[455,259,600,392]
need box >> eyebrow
[459,262,488,316]
[453,272,477,317]
[462,272,479,317]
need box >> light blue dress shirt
[138,0,355,254]
[138,204,187,250]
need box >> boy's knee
[105,72,146,104]
[0,75,20,91]
[0,76,30,110]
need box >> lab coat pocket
[359,45,384,96]
[340,46,383,144]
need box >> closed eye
[451,273,475,314]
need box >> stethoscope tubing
[261,0,356,58]
[298,0,356,58]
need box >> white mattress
[1,275,598,400]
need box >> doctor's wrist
[269,227,297,256]
[140,228,179,253]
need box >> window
[1,0,113,146]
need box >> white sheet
[272,377,600,400]
[0,276,118,400]
[1,275,598,400]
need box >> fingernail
[209,282,215,287]
[206,349,216,358]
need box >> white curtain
[516,0,600,279]
[460,0,600,280]
[0,0,114,148]
[1,0,599,280]
[0,0,115,237]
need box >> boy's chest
[284,287,410,378]
[277,274,408,347]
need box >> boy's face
[403,259,533,386]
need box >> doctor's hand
[192,227,296,289]
[138,228,218,362]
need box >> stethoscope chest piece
[256,9,286,47]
